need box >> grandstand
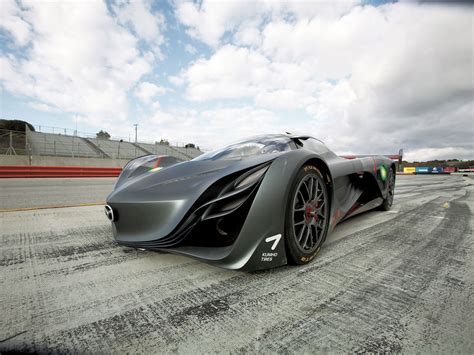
[17,126,203,161]
[27,130,103,158]
[84,138,148,159]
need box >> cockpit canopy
[193,134,328,161]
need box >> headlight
[123,155,156,172]
[115,155,161,189]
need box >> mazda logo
[104,204,115,222]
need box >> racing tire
[284,165,330,265]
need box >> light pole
[133,123,138,157]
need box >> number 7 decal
[265,234,282,251]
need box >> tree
[158,139,170,145]
[96,130,111,139]
[0,119,35,131]
[185,143,196,149]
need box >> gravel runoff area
[0,174,473,353]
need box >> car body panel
[105,135,396,271]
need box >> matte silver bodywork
[106,135,395,271]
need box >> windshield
[193,135,294,161]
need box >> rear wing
[341,149,403,163]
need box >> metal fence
[0,129,29,156]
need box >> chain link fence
[0,129,29,156]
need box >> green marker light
[380,165,387,181]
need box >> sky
[0,0,473,160]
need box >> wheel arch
[301,157,334,211]
[233,150,334,270]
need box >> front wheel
[284,165,330,265]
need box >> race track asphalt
[0,174,473,353]
[0,177,115,210]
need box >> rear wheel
[284,165,330,265]
[379,168,395,211]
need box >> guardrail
[0,166,122,178]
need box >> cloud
[175,0,359,47]
[233,21,261,47]
[176,2,473,159]
[404,147,474,162]
[182,45,271,101]
[114,0,165,42]
[134,82,168,103]
[168,75,185,86]
[175,1,257,47]
[28,102,60,113]
[184,43,197,55]
[0,0,164,123]
[113,0,166,59]
[142,106,298,149]
[0,1,472,161]
[0,0,32,46]
[255,89,315,110]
